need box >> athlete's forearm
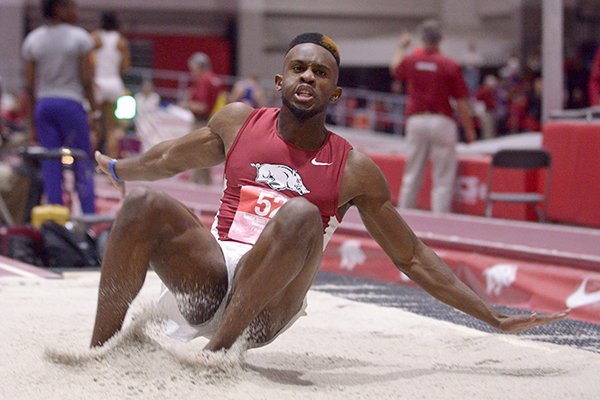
[112,140,184,181]
[111,126,225,182]
[404,244,501,328]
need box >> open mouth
[294,85,315,102]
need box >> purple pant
[34,97,95,214]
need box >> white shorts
[94,77,125,103]
[157,239,307,347]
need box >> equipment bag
[40,221,99,268]
[0,225,45,266]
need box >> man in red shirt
[90,33,567,354]
[182,52,221,185]
[475,75,498,139]
[390,20,476,213]
[184,52,221,122]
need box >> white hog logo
[483,263,518,296]
[251,163,310,195]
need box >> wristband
[109,159,124,183]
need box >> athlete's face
[276,43,342,122]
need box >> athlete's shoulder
[208,102,254,146]
[326,128,353,150]
[345,149,378,171]
[339,149,390,206]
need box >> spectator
[228,75,266,108]
[506,87,528,133]
[589,46,600,106]
[181,52,221,185]
[389,19,476,213]
[462,42,483,96]
[565,49,589,109]
[524,77,542,132]
[500,53,521,83]
[475,75,499,139]
[134,80,160,116]
[22,0,97,214]
[91,10,131,158]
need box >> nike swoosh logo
[566,278,600,309]
[311,158,333,166]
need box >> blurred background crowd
[0,0,599,224]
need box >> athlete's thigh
[142,193,228,300]
[233,198,323,343]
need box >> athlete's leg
[59,100,96,214]
[35,99,65,206]
[205,197,323,351]
[430,115,458,213]
[102,100,122,159]
[399,115,431,209]
[90,187,227,347]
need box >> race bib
[228,186,289,245]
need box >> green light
[114,95,137,120]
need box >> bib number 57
[255,191,287,217]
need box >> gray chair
[484,149,552,222]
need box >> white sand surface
[1,271,599,400]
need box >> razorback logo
[251,163,310,195]
[483,263,518,296]
[338,239,366,271]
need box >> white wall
[0,0,25,94]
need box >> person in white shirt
[91,11,131,158]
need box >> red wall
[543,121,600,228]
[127,33,232,75]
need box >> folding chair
[484,149,552,222]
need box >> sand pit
[1,271,599,399]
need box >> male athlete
[92,33,568,351]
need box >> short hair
[101,11,119,31]
[420,19,442,45]
[286,32,340,66]
[41,0,70,19]
[187,52,212,70]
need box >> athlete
[91,33,568,352]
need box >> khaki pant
[399,114,458,213]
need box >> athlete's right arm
[95,102,253,183]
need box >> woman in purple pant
[22,0,97,214]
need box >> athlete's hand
[495,309,571,333]
[95,150,125,198]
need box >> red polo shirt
[393,48,469,118]
[475,85,497,111]
[189,71,221,120]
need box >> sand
[1,271,599,400]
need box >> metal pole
[542,0,564,121]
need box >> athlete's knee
[119,187,168,223]
[274,198,321,238]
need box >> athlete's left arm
[343,150,569,333]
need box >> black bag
[40,221,99,267]
[87,222,112,263]
[0,225,45,266]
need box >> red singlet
[213,108,353,247]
